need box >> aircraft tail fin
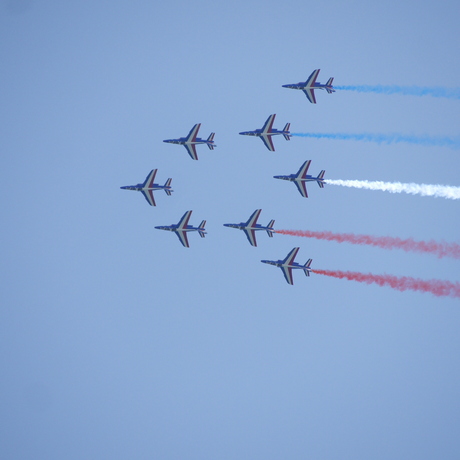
[283,123,291,140]
[266,220,275,237]
[207,133,215,149]
[199,220,207,238]
[304,258,312,276]
[317,170,325,188]
[326,77,335,93]
[164,178,173,195]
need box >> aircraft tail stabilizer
[283,123,291,140]
[266,220,275,237]
[304,258,312,276]
[317,170,326,188]
[164,178,173,195]
[199,220,207,237]
[326,77,335,93]
[207,133,215,149]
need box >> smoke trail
[276,230,460,259]
[335,85,460,99]
[324,179,460,200]
[291,132,460,149]
[312,269,460,298]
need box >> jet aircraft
[274,160,325,198]
[223,209,275,247]
[154,210,206,248]
[239,114,290,151]
[163,123,215,160]
[261,247,312,285]
[282,69,335,104]
[120,169,173,206]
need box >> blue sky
[1,1,459,459]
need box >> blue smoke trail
[335,85,460,99]
[291,132,460,149]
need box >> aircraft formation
[121,69,334,285]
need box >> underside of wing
[178,210,192,229]
[261,114,276,134]
[306,69,320,87]
[294,180,309,198]
[260,134,275,151]
[281,266,294,285]
[246,209,262,227]
[184,143,199,160]
[303,88,317,104]
[284,247,300,265]
[176,230,190,248]
[296,160,311,178]
[185,123,201,142]
[244,229,257,247]
[142,189,156,206]
[144,169,157,188]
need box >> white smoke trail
[325,179,460,200]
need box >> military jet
[223,209,275,247]
[163,123,215,160]
[274,160,325,198]
[155,210,206,248]
[239,114,290,151]
[120,169,172,206]
[261,247,312,285]
[282,69,335,104]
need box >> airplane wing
[302,88,317,104]
[243,229,258,247]
[296,160,311,178]
[294,180,309,198]
[175,230,190,248]
[185,123,201,142]
[261,114,276,134]
[178,210,192,229]
[302,70,320,103]
[143,169,157,188]
[246,209,262,227]
[184,143,199,160]
[141,189,156,206]
[305,69,320,87]
[259,134,275,151]
[283,247,300,265]
[281,266,294,285]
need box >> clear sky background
[1,1,459,459]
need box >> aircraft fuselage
[239,130,286,136]
[274,174,323,184]
[224,223,270,231]
[163,137,210,145]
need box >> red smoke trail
[312,269,460,298]
[276,229,460,259]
